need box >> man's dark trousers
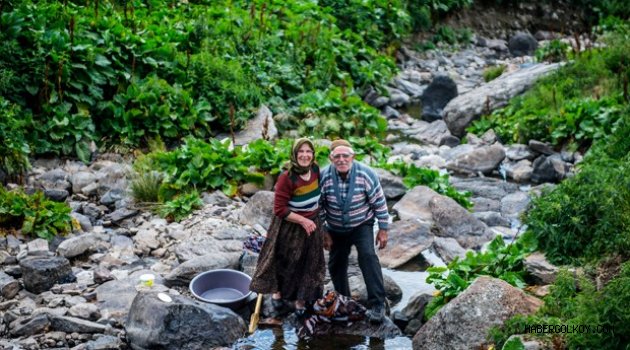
[328,223,386,308]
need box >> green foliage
[409,0,473,16]
[548,94,626,145]
[379,160,473,209]
[502,337,526,350]
[104,75,209,146]
[0,187,71,240]
[281,87,388,139]
[137,136,470,207]
[130,170,163,204]
[318,0,411,48]
[432,25,472,46]
[0,0,407,160]
[157,191,203,222]
[407,5,433,32]
[483,65,506,82]
[535,39,571,63]
[425,234,537,319]
[187,54,261,131]
[566,261,630,349]
[468,40,622,146]
[525,116,630,264]
[491,264,630,350]
[0,97,30,177]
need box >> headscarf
[287,138,315,175]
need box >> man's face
[330,146,354,174]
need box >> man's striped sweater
[319,162,389,232]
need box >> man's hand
[375,229,388,250]
[323,231,333,251]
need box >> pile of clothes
[298,290,366,338]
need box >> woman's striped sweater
[273,165,321,219]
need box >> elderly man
[319,139,389,323]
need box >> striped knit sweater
[273,165,321,219]
[319,162,389,232]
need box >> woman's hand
[300,218,317,236]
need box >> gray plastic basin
[189,269,252,310]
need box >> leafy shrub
[468,45,618,145]
[425,234,536,319]
[138,137,470,207]
[536,39,571,63]
[490,264,630,350]
[103,75,209,146]
[31,102,95,163]
[483,65,506,82]
[157,191,203,222]
[566,261,630,349]
[0,97,31,177]
[0,187,71,240]
[318,0,411,48]
[188,54,262,132]
[525,117,630,264]
[280,87,388,139]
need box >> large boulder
[392,186,441,222]
[378,219,434,269]
[412,276,542,350]
[374,168,407,200]
[429,196,495,249]
[443,63,561,137]
[446,143,506,175]
[508,33,538,57]
[126,292,246,350]
[421,75,458,122]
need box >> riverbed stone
[446,143,506,175]
[412,276,542,350]
[233,105,278,145]
[524,252,559,285]
[239,190,274,231]
[126,292,246,350]
[57,234,98,258]
[392,186,440,222]
[443,63,560,137]
[430,195,495,249]
[20,257,76,294]
[0,272,19,299]
[421,75,458,122]
[378,219,434,268]
[374,168,407,199]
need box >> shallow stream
[231,251,443,350]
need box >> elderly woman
[249,138,326,318]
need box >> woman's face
[296,143,314,168]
